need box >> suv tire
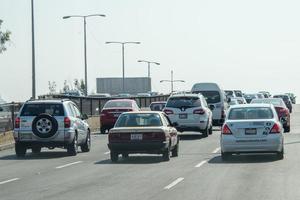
[32,147,41,154]
[110,151,119,162]
[67,135,78,156]
[81,131,91,152]
[15,142,26,157]
[32,114,58,138]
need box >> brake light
[270,123,281,134]
[193,109,205,115]
[163,109,174,115]
[222,124,232,135]
[64,117,71,128]
[15,117,20,129]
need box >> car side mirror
[172,122,179,127]
[209,105,215,111]
[81,114,89,120]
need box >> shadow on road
[0,151,71,160]
[95,155,164,165]
[208,154,279,164]
[179,135,205,140]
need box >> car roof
[107,99,135,102]
[170,93,202,98]
[25,99,69,104]
[229,103,273,108]
[150,101,167,104]
[120,111,164,115]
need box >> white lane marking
[0,178,20,185]
[164,177,184,190]
[212,147,221,154]
[55,161,83,169]
[104,151,110,155]
[195,160,207,168]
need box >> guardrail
[0,102,23,134]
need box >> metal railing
[0,102,23,133]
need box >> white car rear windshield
[115,113,162,127]
[166,97,201,108]
[228,107,274,120]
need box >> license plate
[179,114,187,119]
[20,134,32,139]
[245,128,257,135]
[131,134,143,140]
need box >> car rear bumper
[221,135,283,153]
[15,141,73,148]
[108,141,168,153]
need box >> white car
[220,104,284,160]
[163,94,213,137]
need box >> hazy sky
[1,0,300,102]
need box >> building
[96,77,151,95]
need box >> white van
[191,82,228,125]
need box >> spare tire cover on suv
[32,114,58,138]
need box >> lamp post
[63,14,106,96]
[137,60,160,78]
[31,0,36,99]
[160,70,185,93]
[105,41,140,93]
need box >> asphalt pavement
[1,105,300,200]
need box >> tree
[80,79,85,93]
[0,19,11,53]
[48,81,57,94]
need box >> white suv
[163,94,213,137]
[14,99,91,157]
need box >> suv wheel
[81,131,91,152]
[32,114,58,138]
[209,125,213,135]
[110,151,119,162]
[202,127,209,138]
[67,135,78,156]
[32,147,41,154]
[15,142,26,157]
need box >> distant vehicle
[100,99,140,134]
[256,93,265,99]
[88,93,111,98]
[259,91,272,98]
[108,111,179,162]
[13,99,91,157]
[163,94,213,137]
[191,83,227,126]
[220,104,284,160]
[136,93,151,97]
[117,93,132,98]
[224,90,243,98]
[273,95,293,113]
[243,94,258,103]
[231,97,247,104]
[228,99,239,107]
[149,101,167,111]
[285,93,296,104]
[62,90,85,97]
[251,98,290,132]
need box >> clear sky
[1,0,299,102]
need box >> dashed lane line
[0,178,20,185]
[164,177,184,190]
[55,161,83,169]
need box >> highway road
[1,105,300,200]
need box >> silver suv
[13,99,91,157]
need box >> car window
[67,103,76,117]
[166,96,201,108]
[228,107,274,120]
[20,103,64,116]
[104,101,132,108]
[234,91,243,97]
[72,104,82,118]
[194,91,221,104]
[161,114,171,126]
[115,113,163,127]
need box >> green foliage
[0,19,11,53]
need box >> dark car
[100,99,140,134]
[108,111,179,162]
[273,95,293,113]
[243,94,258,104]
[149,101,167,111]
[285,93,296,104]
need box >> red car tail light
[64,117,71,128]
[270,123,281,134]
[163,109,174,115]
[193,109,205,115]
[222,124,232,135]
[15,117,20,129]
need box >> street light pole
[137,60,160,78]
[63,14,106,96]
[160,70,185,93]
[31,0,36,99]
[106,41,141,93]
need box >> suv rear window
[228,107,274,120]
[166,97,201,108]
[104,101,132,108]
[194,91,221,104]
[21,104,65,116]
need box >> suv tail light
[270,123,281,134]
[193,109,205,115]
[163,109,174,115]
[64,117,71,128]
[222,124,232,135]
[15,117,20,129]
